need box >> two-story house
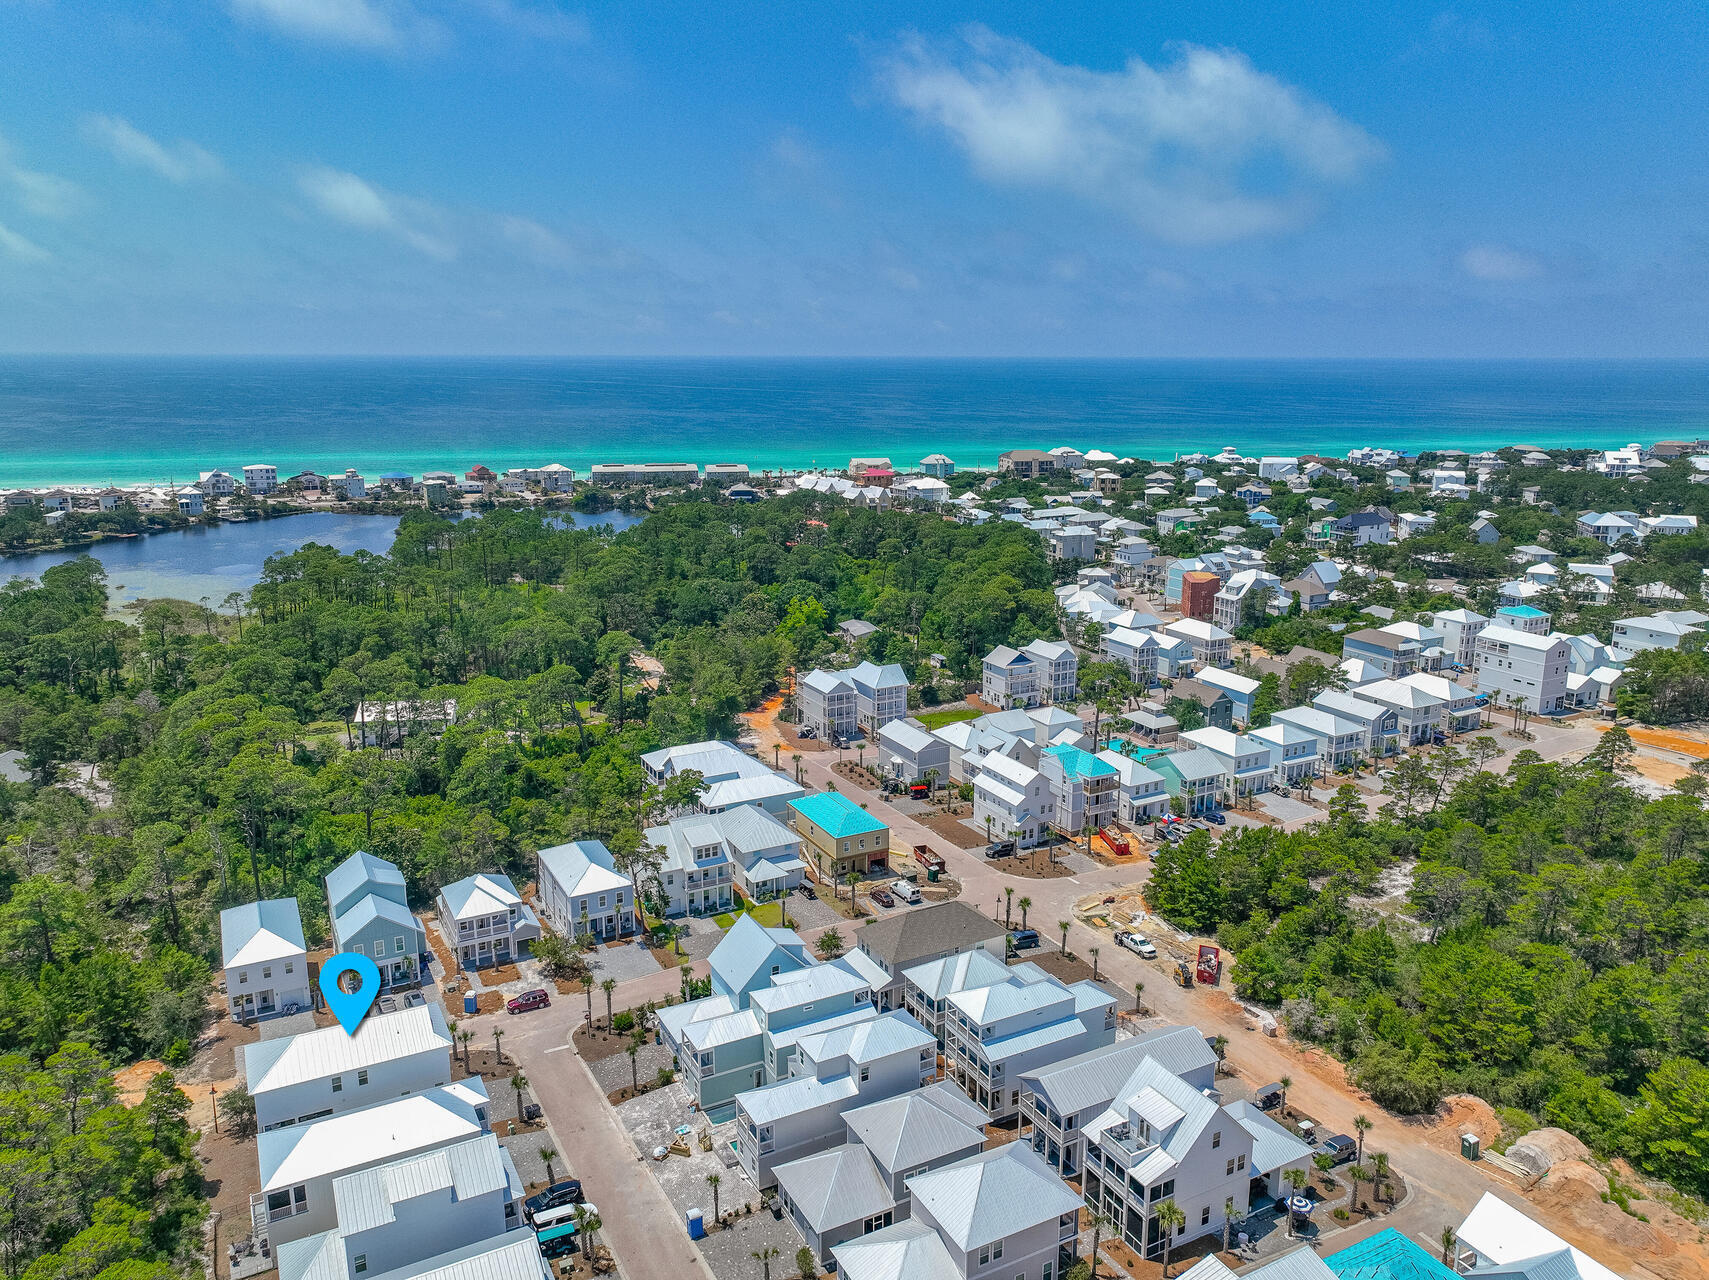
[326,851,427,991]
[649,805,807,906]
[1313,690,1401,757]
[536,839,635,941]
[876,718,953,784]
[789,791,891,883]
[1161,620,1232,669]
[241,1004,456,1132]
[1247,720,1320,787]
[220,898,311,1022]
[1340,628,1423,679]
[1095,749,1170,825]
[1351,679,1444,746]
[943,969,1116,1122]
[1177,728,1273,798]
[273,1135,534,1280]
[1150,749,1229,815]
[435,873,540,972]
[1191,667,1260,728]
[1269,707,1367,772]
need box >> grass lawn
[713,901,786,929]
[916,707,983,729]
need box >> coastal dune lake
[0,510,642,609]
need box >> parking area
[611,1084,806,1280]
[584,940,664,985]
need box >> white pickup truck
[1114,930,1158,959]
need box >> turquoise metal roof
[1044,743,1117,778]
[789,791,887,838]
[1328,1228,1459,1280]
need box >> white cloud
[497,214,574,266]
[875,27,1383,244]
[471,0,589,42]
[1459,243,1542,281]
[0,131,79,218]
[0,220,49,262]
[297,165,455,259]
[83,115,221,183]
[228,0,429,49]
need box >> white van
[891,879,921,905]
[532,1202,598,1232]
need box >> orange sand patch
[1598,722,1709,759]
[112,1059,169,1106]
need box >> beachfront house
[435,873,540,971]
[535,839,636,941]
[325,851,427,991]
[220,898,311,1023]
[243,463,279,495]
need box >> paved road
[475,711,1607,1278]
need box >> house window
[262,967,272,980]
[284,962,294,974]
[238,972,248,985]
[1212,1131,1220,1149]
[357,1070,368,1086]
[1237,1154,1246,1170]
[598,895,607,908]
[394,936,406,954]
[353,1258,367,1275]
[1226,1159,1235,1176]
[859,1066,870,1083]
[1202,1206,1211,1226]
[331,1075,343,1092]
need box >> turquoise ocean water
[2,358,1707,489]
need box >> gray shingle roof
[855,901,1005,972]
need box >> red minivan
[507,989,551,1014]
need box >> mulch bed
[986,850,1076,879]
[459,1047,516,1078]
[572,1022,644,1063]
[1028,950,1100,985]
[487,962,522,984]
[426,919,459,976]
[831,761,881,789]
[915,811,985,848]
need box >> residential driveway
[1255,792,1319,825]
[585,941,663,984]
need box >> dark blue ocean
[1,358,1706,489]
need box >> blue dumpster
[463,992,477,1015]
[686,1209,704,1240]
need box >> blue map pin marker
[320,952,382,1035]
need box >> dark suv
[525,1180,584,1221]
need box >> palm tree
[791,753,802,784]
[1018,896,1032,929]
[1210,1034,1229,1063]
[1440,1225,1457,1265]
[458,1030,474,1070]
[773,743,781,771]
[706,1172,722,1222]
[752,1246,781,1280]
[1134,980,1145,1014]
[511,1071,528,1117]
[1005,887,1014,927]
[572,1204,603,1266]
[1155,1199,1186,1278]
[1090,945,1101,981]
[1348,1162,1371,1214]
[845,870,859,909]
[923,766,939,795]
[492,1028,504,1064]
[1086,1207,1117,1280]
[539,1145,558,1184]
[1353,1113,1372,1164]
[1278,1075,1292,1115]
[1283,1168,1308,1237]
[626,1037,642,1094]
[1222,1197,1237,1253]
[1057,920,1070,955]
[602,977,618,1029]
[1370,1151,1391,1204]
[983,814,994,846]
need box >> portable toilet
[1461,1132,1481,1160]
[464,991,477,1015]
[686,1209,705,1240]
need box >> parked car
[1204,810,1226,826]
[986,840,1016,858]
[525,1181,585,1222]
[507,988,551,1014]
[1008,928,1040,951]
[1254,1083,1285,1111]
[1317,1133,1356,1164]
[797,883,817,900]
[892,879,922,904]
[1114,930,1157,959]
[532,1201,597,1232]
[869,887,896,908]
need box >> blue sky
[0,0,1705,356]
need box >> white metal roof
[245,1004,452,1095]
[259,1082,488,1190]
[220,898,307,968]
[905,1143,1082,1250]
